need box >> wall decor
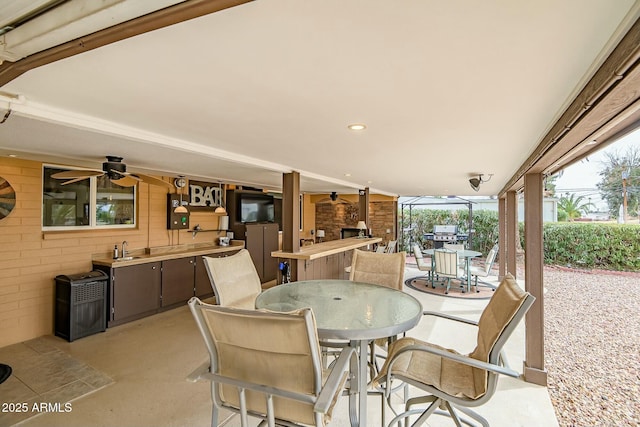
[0,176,16,219]
[188,180,223,212]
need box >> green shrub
[400,209,640,271]
[543,223,640,271]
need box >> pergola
[399,196,475,251]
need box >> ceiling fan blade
[51,170,103,179]
[60,177,92,185]
[110,176,139,187]
[129,173,172,188]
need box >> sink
[115,256,139,261]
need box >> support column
[505,190,518,278]
[523,173,547,385]
[498,197,506,280]
[282,172,300,253]
[359,187,370,228]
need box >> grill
[424,225,469,248]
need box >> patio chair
[385,240,398,253]
[469,244,499,292]
[433,248,465,294]
[349,248,406,291]
[187,299,356,427]
[412,244,432,280]
[202,249,262,308]
[443,243,466,268]
[374,274,535,427]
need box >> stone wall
[315,200,397,244]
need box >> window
[43,166,136,230]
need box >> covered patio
[1,1,640,425]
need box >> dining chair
[469,244,499,292]
[433,248,465,294]
[188,298,356,427]
[374,274,535,427]
[202,249,262,309]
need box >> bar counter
[271,236,382,281]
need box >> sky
[554,128,639,211]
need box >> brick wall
[0,157,225,348]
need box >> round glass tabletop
[255,279,423,340]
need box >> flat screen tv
[238,193,275,223]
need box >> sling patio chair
[469,244,499,292]
[188,299,357,427]
[374,274,535,427]
[433,248,465,294]
[412,244,433,281]
[202,249,262,309]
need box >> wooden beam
[0,0,253,86]
[282,171,300,254]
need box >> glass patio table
[255,279,423,427]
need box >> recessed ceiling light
[344,173,351,177]
[8,154,17,157]
[348,123,366,131]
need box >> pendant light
[214,183,226,214]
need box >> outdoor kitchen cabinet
[160,257,195,309]
[108,262,161,327]
[245,223,279,283]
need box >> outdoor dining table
[423,248,482,292]
[255,279,423,427]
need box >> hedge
[400,209,640,272]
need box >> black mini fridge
[55,270,108,342]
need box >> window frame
[42,164,137,231]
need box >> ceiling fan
[51,156,172,187]
[315,191,353,204]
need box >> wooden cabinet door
[194,254,214,299]
[262,223,279,282]
[161,257,195,308]
[111,262,161,325]
[245,224,265,281]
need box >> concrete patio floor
[2,265,558,427]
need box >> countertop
[271,236,382,260]
[92,241,245,268]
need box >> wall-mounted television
[237,192,275,223]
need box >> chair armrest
[389,344,519,378]
[186,360,210,383]
[422,311,479,326]
[315,346,357,414]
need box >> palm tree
[558,194,593,221]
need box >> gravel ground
[542,266,640,427]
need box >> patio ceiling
[0,0,638,196]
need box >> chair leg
[211,404,218,427]
[452,405,491,427]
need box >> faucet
[121,241,128,258]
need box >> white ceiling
[0,0,638,196]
